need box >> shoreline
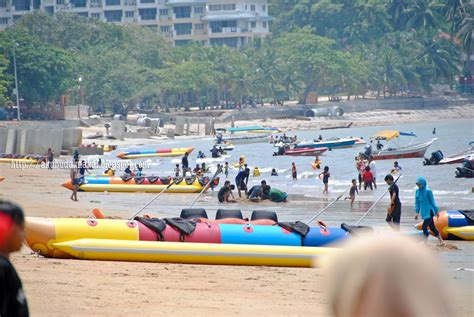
[0,113,473,316]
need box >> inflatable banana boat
[0,154,46,164]
[62,175,218,193]
[24,209,350,266]
[415,210,474,241]
[116,147,194,159]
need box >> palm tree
[456,13,474,59]
[404,0,442,31]
[387,0,411,30]
[415,35,460,82]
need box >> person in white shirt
[369,156,377,189]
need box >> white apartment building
[0,0,272,47]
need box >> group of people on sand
[218,179,272,203]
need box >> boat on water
[440,142,474,164]
[415,210,474,241]
[365,130,437,160]
[211,142,234,151]
[62,175,218,193]
[274,147,328,156]
[116,147,194,159]
[455,154,474,178]
[216,133,270,144]
[295,138,357,149]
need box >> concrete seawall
[0,123,82,156]
[218,97,474,122]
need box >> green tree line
[0,0,471,113]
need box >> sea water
[103,118,473,210]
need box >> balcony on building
[137,0,155,8]
[173,22,193,37]
[12,0,31,11]
[104,0,121,7]
[138,8,156,22]
[165,0,206,6]
[104,9,122,22]
[70,0,87,8]
[89,0,102,8]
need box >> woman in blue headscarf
[414,177,444,245]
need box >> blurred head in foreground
[0,201,25,257]
[323,233,452,317]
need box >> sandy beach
[1,107,473,316]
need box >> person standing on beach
[355,156,365,190]
[415,177,444,245]
[292,162,297,180]
[384,174,401,230]
[174,164,181,177]
[47,148,54,170]
[224,162,229,178]
[0,201,29,317]
[362,166,374,190]
[181,152,189,174]
[369,156,377,189]
[69,164,78,201]
[320,166,330,194]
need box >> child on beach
[224,162,229,178]
[292,162,297,180]
[391,161,402,174]
[0,201,29,317]
[355,156,366,190]
[362,166,374,190]
[320,166,330,194]
[174,164,181,177]
[345,179,358,207]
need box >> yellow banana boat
[445,226,474,241]
[62,175,215,193]
[0,158,43,164]
[116,147,194,159]
[52,239,329,267]
[24,217,330,267]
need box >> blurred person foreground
[323,233,453,317]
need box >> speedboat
[440,142,474,164]
[365,130,437,160]
[295,137,357,149]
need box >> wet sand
[1,164,473,316]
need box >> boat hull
[372,139,436,160]
[62,176,211,193]
[415,210,474,240]
[24,217,348,260]
[116,147,194,159]
[218,134,270,144]
[284,147,328,156]
[53,239,329,267]
[296,139,356,149]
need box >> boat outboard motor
[456,159,474,178]
[423,150,444,165]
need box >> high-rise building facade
[0,0,272,47]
